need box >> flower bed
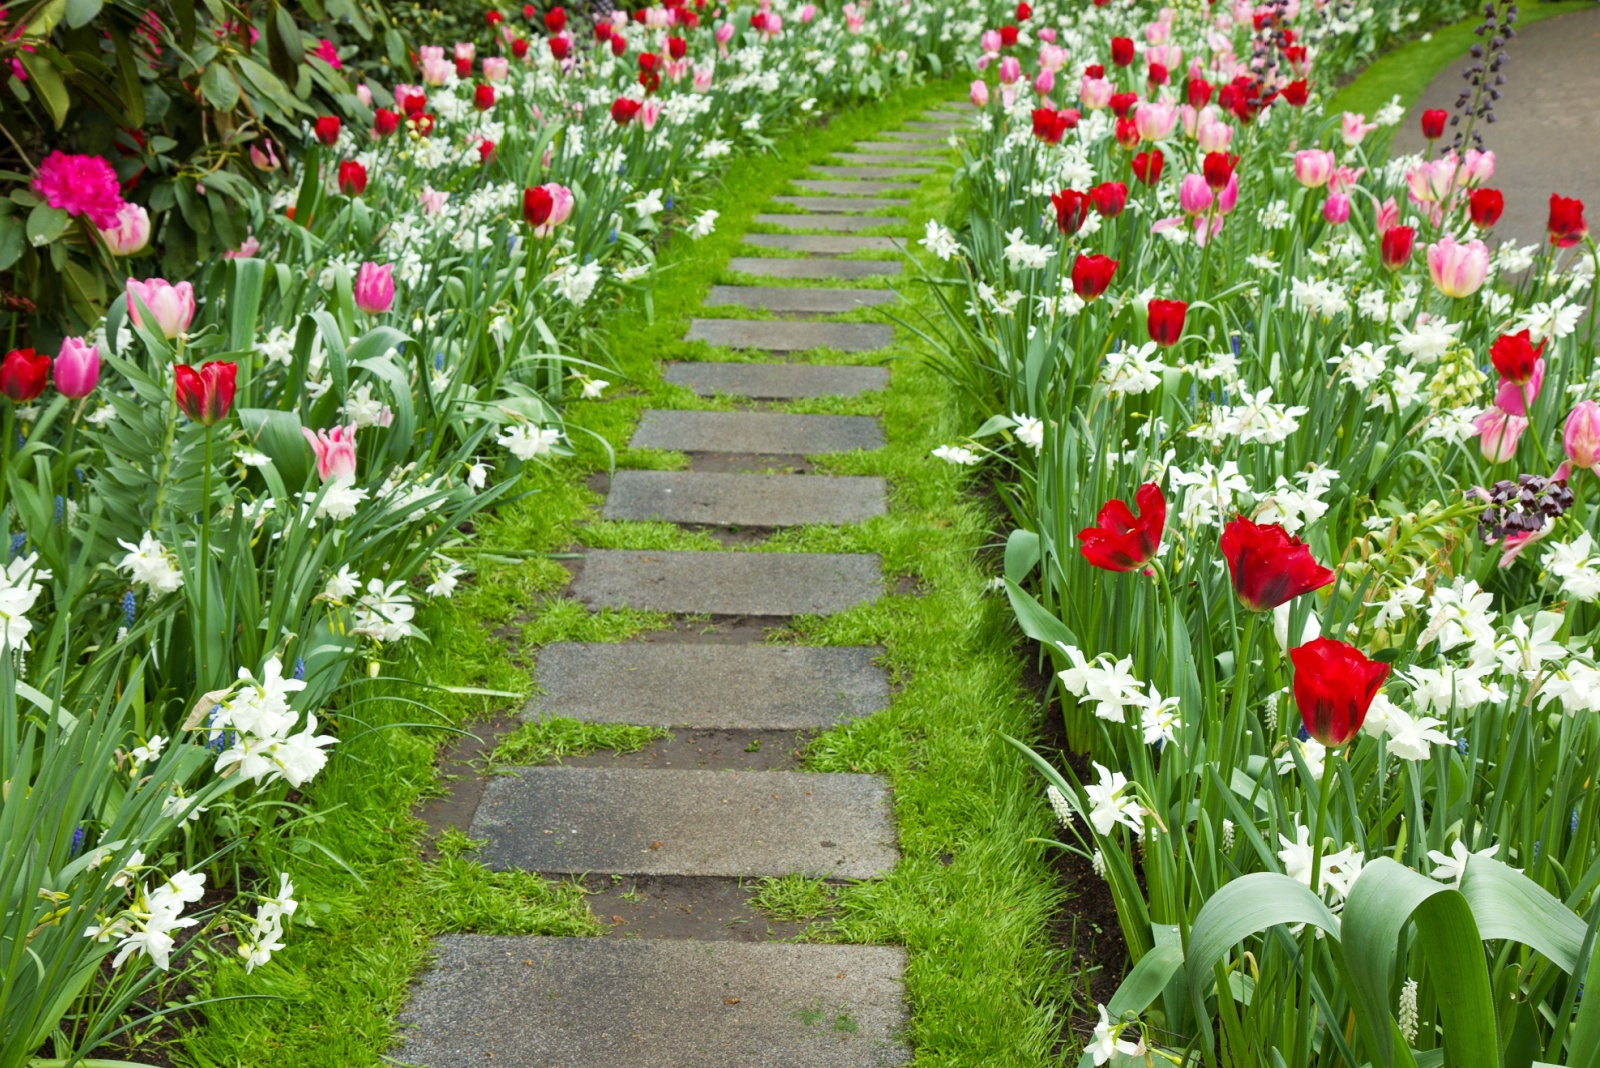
[920,0,1600,1063]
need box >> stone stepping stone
[602,471,887,527]
[704,285,897,315]
[471,765,899,878]
[633,410,883,455]
[852,141,946,155]
[666,362,888,399]
[812,165,931,180]
[396,936,910,1068]
[728,256,901,279]
[830,153,939,168]
[573,548,882,615]
[772,195,906,213]
[795,178,918,195]
[686,319,893,352]
[531,642,889,728]
[902,121,961,131]
[882,130,948,142]
[923,111,973,121]
[754,212,908,232]
[742,233,899,254]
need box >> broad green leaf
[20,51,69,126]
[1107,941,1183,1018]
[199,63,241,112]
[64,0,103,27]
[1003,528,1039,584]
[26,203,70,247]
[0,215,23,271]
[237,409,310,489]
[1004,578,1077,649]
[1459,855,1586,974]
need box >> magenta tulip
[353,262,395,315]
[54,336,100,398]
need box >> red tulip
[1083,64,1104,79]
[523,185,554,228]
[1290,638,1390,748]
[1000,24,1018,47]
[1110,36,1134,66]
[1113,117,1140,149]
[412,113,436,136]
[173,361,237,425]
[610,34,627,56]
[337,160,367,196]
[512,38,530,59]
[478,139,496,164]
[374,107,400,136]
[1186,77,1213,108]
[1089,181,1127,217]
[397,88,426,115]
[1147,62,1169,86]
[455,56,472,79]
[1016,2,1032,20]
[545,6,567,31]
[1031,108,1072,144]
[611,97,642,124]
[1051,189,1090,234]
[1490,329,1545,385]
[1468,188,1503,228]
[1146,299,1187,347]
[472,83,494,110]
[1219,516,1335,612]
[1131,148,1164,185]
[1070,253,1118,301]
[0,347,49,402]
[1381,225,1415,271]
[1420,108,1447,140]
[486,9,503,25]
[314,115,341,146]
[1548,194,1589,248]
[1079,483,1165,572]
[550,35,569,60]
[1202,151,1237,191]
[667,35,687,59]
[595,21,613,41]
[1109,91,1138,118]
[1278,79,1308,107]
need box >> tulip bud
[54,336,100,399]
[314,115,341,147]
[970,79,990,107]
[1322,193,1351,225]
[1420,108,1447,140]
[126,278,196,340]
[1565,401,1600,472]
[354,263,395,315]
[0,347,49,403]
[173,361,237,425]
[1381,226,1416,271]
[98,203,152,256]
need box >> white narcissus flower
[323,564,360,602]
[117,533,184,596]
[1082,762,1144,837]
[580,378,609,400]
[466,462,490,490]
[920,219,960,261]
[687,209,719,239]
[1088,1005,1142,1065]
[931,444,980,466]
[130,735,165,765]
[499,423,563,461]
[1011,413,1044,451]
[353,579,415,643]
[0,551,50,652]
[1426,839,1502,886]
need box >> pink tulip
[1495,361,1545,417]
[1038,43,1066,71]
[1038,27,1057,43]
[1080,76,1112,109]
[1134,101,1178,141]
[126,278,196,339]
[640,99,661,131]
[1145,19,1170,44]
[1340,111,1377,147]
[54,336,100,398]
[421,56,452,85]
[1196,113,1232,152]
[715,23,734,45]
[646,6,672,28]
[1374,196,1400,235]
[970,79,990,107]
[998,57,1021,85]
[250,142,280,171]
[98,203,151,256]
[353,262,395,315]
[1179,174,1213,215]
[419,187,447,215]
[483,56,509,81]
[1406,158,1454,204]
[1293,149,1336,188]
[845,12,865,33]
[454,42,475,63]
[1426,235,1490,298]
[1033,69,1055,96]
[1328,165,1364,195]
[1459,148,1495,187]
[799,3,816,21]
[1474,407,1528,463]
[1216,172,1239,215]
[355,83,373,107]
[1564,402,1600,472]
[303,423,359,482]
[1322,193,1351,225]
[224,236,262,259]
[693,64,714,91]
[980,29,1002,54]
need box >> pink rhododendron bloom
[353,262,395,315]
[33,151,126,229]
[1134,101,1178,141]
[1341,111,1377,146]
[98,203,151,256]
[1474,407,1528,463]
[126,278,196,339]
[312,39,342,69]
[1426,235,1490,298]
[1293,149,1336,188]
[970,79,990,107]
[303,424,359,482]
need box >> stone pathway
[396,100,974,1067]
[1394,4,1600,247]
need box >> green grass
[166,76,1081,1068]
[1329,1,1593,117]
[750,874,839,923]
[492,717,668,765]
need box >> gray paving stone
[666,361,889,399]
[901,121,961,131]
[794,178,919,194]
[602,471,886,526]
[829,153,939,168]
[923,111,973,122]
[632,410,885,454]
[882,130,948,142]
[686,319,893,352]
[531,642,890,728]
[742,233,900,254]
[472,765,899,878]
[772,195,907,213]
[396,936,910,1068]
[728,256,902,279]
[851,141,947,155]
[704,285,897,314]
[754,212,908,232]
[812,165,933,180]
[573,548,882,615]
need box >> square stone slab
[882,130,948,142]
[632,410,884,455]
[794,178,919,194]
[829,154,939,168]
[665,361,889,399]
[771,195,907,213]
[531,643,890,729]
[754,212,908,232]
[471,765,899,878]
[704,285,897,315]
[901,121,961,131]
[728,257,901,279]
[742,233,900,254]
[686,319,894,352]
[396,936,909,1068]
[812,165,932,180]
[602,471,886,526]
[851,141,946,155]
[573,548,882,615]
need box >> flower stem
[197,425,214,686]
